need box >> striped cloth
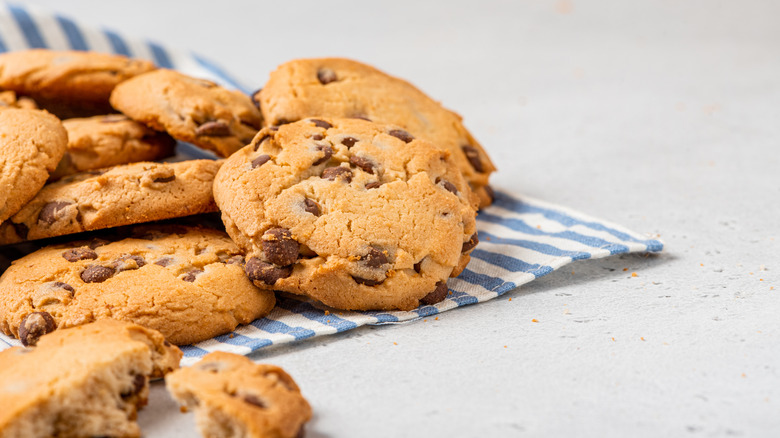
[0,2,663,365]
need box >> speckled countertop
[17,1,780,436]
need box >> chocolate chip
[252,154,271,169]
[182,269,203,282]
[388,129,414,143]
[352,276,384,286]
[251,88,262,109]
[420,281,448,305]
[153,175,176,183]
[245,257,292,285]
[37,201,72,225]
[12,222,28,239]
[361,246,389,268]
[310,119,332,129]
[341,137,358,148]
[303,198,321,216]
[462,145,484,173]
[436,178,458,195]
[113,254,146,272]
[313,145,333,165]
[263,228,299,266]
[164,340,172,347]
[461,233,479,253]
[413,261,422,274]
[154,257,173,267]
[312,134,324,141]
[122,374,146,399]
[322,166,353,182]
[365,181,382,190]
[62,247,97,262]
[484,185,495,203]
[52,281,75,293]
[317,68,337,85]
[196,120,231,137]
[243,394,266,408]
[81,265,114,283]
[18,312,56,346]
[253,134,271,151]
[349,156,375,174]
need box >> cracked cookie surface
[166,351,311,438]
[110,69,262,157]
[257,58,496,207]
[0,49,156,117]
[214,117,478,311]
[0,226,276,345]
[0,159,220,244]
[51,114,176,179]
[0,319,181,438]
[0,108,68,223]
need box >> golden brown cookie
[51,114,176,180]
[257,58,496,207]
[166,352,311,438]
[0,319,181,438]
[0,108,68,223]
[213,118,479,311]
[0,226,276,345]
[110,69,262,157]
[0,159,220,244]
[0,90,38,109]
[0,49,156,117]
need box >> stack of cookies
[0,49,495,436]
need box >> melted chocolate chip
[317,68,337,84]
[309,119,332,129]
[182,269,203,282]
[461,233,479,253]
[62,247,98,262]
[153,175,176,183]
[154,256,173,267]
[196,120,231,137]
[243,394,267,408]
[413,261,422,274]
[312,134,324,141]
[263,228,299,266]
[12,222,28,239]
[388,129,414,143]
[18,312,55,346]
[251,88,262,109]
[461,145,484,172]
[352,276,384,286]
[81,265,114,283]
[303,198,321,216]
[420,281,449,305]
[313,145,333,165]
[365,181,382,190]
[252,154,271,169]
[245,257,292,285]
[341,137,358,148]
[349,156,375,174]
[253,134,271,151]
[37,201,72,225]
[321,166,353,182]
[52,281,75,293]
[436,178,458,195]
[361,246,389,268]
[113,254,146,272]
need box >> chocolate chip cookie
[0,49,156,117]
[51,114,176,180]
[256,58,496,207]
[0,226,276,345]
[213,117,479,311]
[0,319,181,438]
[0,108,68,223]
[0,159,220,244]
[166,351,311,438]
[110,69,262,157]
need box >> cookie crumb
[531,319,539,323]
[631,272,638,277]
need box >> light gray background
[20,0,780,436]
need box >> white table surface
[18,1,780,436]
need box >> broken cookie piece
[166,352,311,438]
[0,319,181,438]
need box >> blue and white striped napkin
[0,3,663,365]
